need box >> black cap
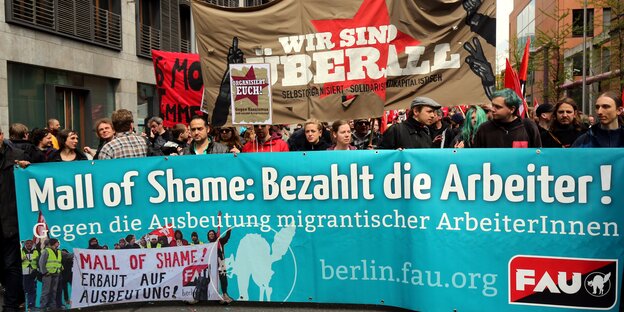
[535,103,554,116]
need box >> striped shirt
[98,132,148,159]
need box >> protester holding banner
[380,97,441,149]
[181,116,228,155]
[242,125,289,153]
[472,89,541,148]
[84,118,115,159]
[47,129,88,162]
[542,98,586,148]
[573,91,624,147]
[0,125,29,312]
[122,235,141,249]
[327,120,356,151]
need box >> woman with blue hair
[452,105,488,148]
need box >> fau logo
[509,256,617,309]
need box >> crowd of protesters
[1,88,623,311]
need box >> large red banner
[152,50,204,127]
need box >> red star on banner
[310,0,420,100]
[231,67,269,106]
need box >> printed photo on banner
[229,63,272,125]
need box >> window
[6,0,122,49]
[179,4,191,53]
[571,53,588,76]
[572,9,594,37]
[603,8,611,32]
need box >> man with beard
[47,118,61,150]
[541,98,586,148]
[380,97,442,149]
[473,89,541,148]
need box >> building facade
[0,0,266,146]
[509,0,622,114]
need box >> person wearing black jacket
[473,89,542,148]
[288,119,332,151]
[380,97,441,149]
[0,126,29,312]
[541,98,586,148]
[8,123,40,163]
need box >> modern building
[0,0,266,146]
[509,0,622,114]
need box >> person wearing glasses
[352,119,381,150]
[242,124,289,152]
[217,127,243,153]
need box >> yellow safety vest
[21,249,39,270]
[45,248,62,274]
[191,241,204,245]
[147,243,161,249]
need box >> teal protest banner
[15,149,624,311]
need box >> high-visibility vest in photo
[21,249,39,274]
[45,248,62,274]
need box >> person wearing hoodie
[242,125,289,152]
[473,89,541,148]
[573,91,624,147]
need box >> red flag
[33,211,49,249]
[149,224,175,243]
[505,58,528,118]
[380,112,388,134]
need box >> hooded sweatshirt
[242,132,289,152]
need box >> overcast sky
[496,1,513,71]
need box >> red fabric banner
[152,50,204,127]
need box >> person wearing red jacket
[242,125,289,152]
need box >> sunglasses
[219,129,232,134]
